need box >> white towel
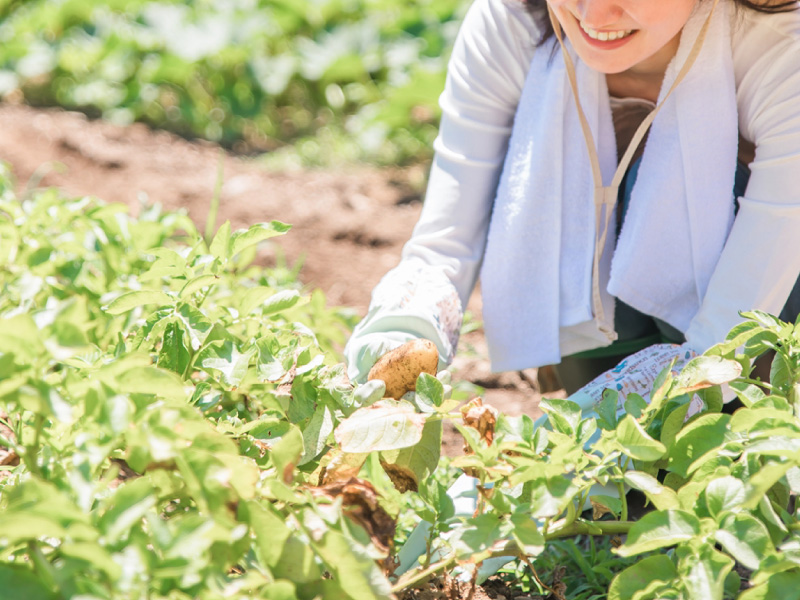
[480,0,738,371]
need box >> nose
[574,0,624,28]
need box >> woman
[345,0,800,403]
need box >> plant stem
[545,519,633,540]
[390,521,636,594]
[390,555,457,593]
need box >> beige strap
[546,0,721,340]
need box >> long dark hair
[522,0,799,45]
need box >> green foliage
[0,0,469,165]
[6,160,800,599]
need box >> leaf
[738,571,800,600]
[334,400,426,453]
[510,513,545,557]
[608,555,677,600]
[540,398,581,436]
[674,356,742,394]
[175,303,213,351]
[98,477,158,544]
[104,290,175,315]
[415,372,444,409]
[741,460,795,510]
[242,500,292,568]
[209,220,231,259]
[262,289,303,316]
[705,320,769,357]
[596,388,620,430]
[179,274,219,298]
[615,510,700,556]
[0,564,56,600]
[667,414,731,478]
[615,415,666,462]
[230,221,291,257]
[623,470,679,510]
[623,393,647,419]
[271,425,304,484]
[704,476,746,518]
[379,419,441,492]
[157,320,191,376]
[680,543,734,600]
[311,527,393,600]
[197,340,254,388]
[301,403,335,465]
[116,365,187,400]
[714,513,773,571]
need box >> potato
[367,339,439,399]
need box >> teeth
[580,22,633,41]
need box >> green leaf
[714,513,773,571]
[197,340,254,388]
[667,414,731,478]
[596,388,620,430]
[623,470,679,510]
[271,425,304,483]
[379,419,441,492]
[741,460,795,510]
[157,320,191,376]
[230,221,291,257]
[59,541,122,581]
[674,356,742,394]
[209,220,232,259]
[175,303,213,351]
[262,289,303,316]
[301,403,335,465]
[0,564,56,600]
[334,400,427,453]
[615,415,666,462]
[116,365,187,400]
[98,477,158,544]
[706,320,769,357]
[510,513,545,557]
[104,290,175,315]
[624,393,647,419]
[240,500,292,567]
[704,476,746,518]
[540,398,582,436]
[179,274,219,298]
[608,555,677,600]
[680,543,734,600]
[311,526,393,600]
[415,373,444,409]
[738,571,800,600]
[616,510,701,556]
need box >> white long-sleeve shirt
[345,0,800,380]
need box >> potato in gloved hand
[367,338,439,399]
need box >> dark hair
[522,0,799,45]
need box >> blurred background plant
[0,0,468,167]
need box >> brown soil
[0,102,559,451]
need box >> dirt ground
[0,103,557,452]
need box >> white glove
[566,343,701,418]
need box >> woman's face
[546,0,699,75]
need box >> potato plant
[0,0,467,165]
[2,164,800,599]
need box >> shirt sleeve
[684,15,800,352]
[344,0,539,381]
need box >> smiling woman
[345,0,800,405]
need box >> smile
[579,21,634,42]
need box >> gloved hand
[344,330,419,384]
[569,343,697,405]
